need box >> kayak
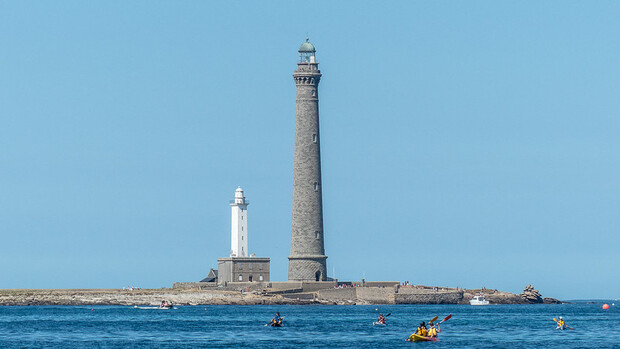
[133,306,176,310]
[556,325,567,330]
[373,321,386,326]
[407,334,439,342]
[271,322,282,327]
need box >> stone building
[288,38,328,281]
[217,257,270,284]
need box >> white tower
[230,187,249,257]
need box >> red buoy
[602,304,610,310]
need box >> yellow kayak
[407,334,439,342]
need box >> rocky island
[0,283,561,306]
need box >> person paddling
[269,312,283,327]
[377,313,387,325]
[556,316,567,329]
[416,321,428,336]
[427,321,440,338]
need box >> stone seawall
[395,291,463,304]
[356,288,396,304]
[317,287,461,304]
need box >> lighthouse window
[312,90,316,96]
[315,231,320,239]
[314,182,319,191]
[259,275,264,281]
[312,134,317,143]
[238,275,243,281]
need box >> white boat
[470,295,490,305]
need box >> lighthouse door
[315,270,321,281]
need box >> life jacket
[428,327,437,337]
[558,320,565,327]
[417,327,427,336]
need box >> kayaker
[557,316,566,329]
[270,312,283,326]
[428,321,440,338]
[377,313,386,324]
[416,321,428,336]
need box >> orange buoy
[602,304,609,310]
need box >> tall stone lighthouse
[288,38,328,282]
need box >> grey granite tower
[288,38,328,281]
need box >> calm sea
[0,303,618,348]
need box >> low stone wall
[172,282,217,290]
[395,291,463,304]
[356,287,395,304]
[362,281,399,288]
[224,282,270,292]
[219,281,335,293]
[270,282,303,291]
[317,288,356,301]
[317,287,464,304]
[281,293,316,300]
[301,281,338,292]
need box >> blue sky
[1,1,618,299]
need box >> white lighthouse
[230,186,248,257]
[217,188,270,284]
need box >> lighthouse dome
[298,37,316,53]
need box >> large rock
[521,284,543,303]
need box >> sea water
[0,303,618,348]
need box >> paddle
[553,318,573,330]
[438,314,452,324]
[429,315,438,323]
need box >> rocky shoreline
[0,285,562,306]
